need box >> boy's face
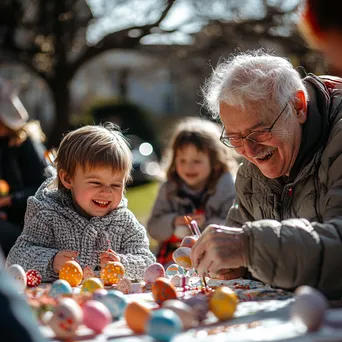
[60,165,125,217]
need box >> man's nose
[243,139,261,158]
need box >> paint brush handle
[190,220,201,237]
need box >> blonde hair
[55,123,132,189]
[164,117,237,193]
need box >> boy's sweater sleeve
[6,209,58,282]
[146,183,177,241]
[117,211,155,281]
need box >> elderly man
[191,51,342,299]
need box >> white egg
[7,264,26,291]
[48,298,83,339]
[291,286,328,332]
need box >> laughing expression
[175,144,212,191]
[220,101,303,179]
[61,166,125,217]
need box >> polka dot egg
[49,279,73,297]
[100,262,125,286]
[59,260,83,287]
[26,269,42,287]
[81,277,104,294]
[166,264,185,277]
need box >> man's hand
[100,249,121,269]
[190,225,249,278]
[53,250,79,274]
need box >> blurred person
[299,0,342,72]
[6,124,155,282]
[190,51,342,299]
[0,84,48,256]
[147,117,238,270]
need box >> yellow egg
[209,286,238,320]
[124,301,151,334]
[100,262,125,286]
[81,277,104,293]
[59,260,83,287]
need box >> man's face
[61,165,125,217]
[220,101,304,179]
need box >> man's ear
[59,169,72,189]
[294,90,307,124]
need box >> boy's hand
[53,250,79,274]
[100,249,121,269]
[83,265,95,280]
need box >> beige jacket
[227,75,342,299]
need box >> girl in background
[147,117,237,267]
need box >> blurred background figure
[147,117,237,267]
[0,80,48,256]
[299,0,342,72]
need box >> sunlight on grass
[126,181,160,254]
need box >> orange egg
[124,301,151,334]
[100,262,125,285]
[59,260,83,287]
[152,278,178,305]
[0,180,10,196]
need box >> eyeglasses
[220,102,288,148]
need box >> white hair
[202,50,308,118]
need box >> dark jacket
[0,136,47,226]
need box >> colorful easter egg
[0,179,10,196]
[162,299,197,329]
[59,260,83,287]
[100,262,125,286]
[291,286,328,332]
[180,236,197,248]
[209,286,238,320]
[152,278,178,305]
[49,279,73,297]
[97,290,128,319]
[144,263,166,284]
[116,278,132,294]
[170,274,189,288]
[8,264,26,291]
[124,301,151,334]
[146,309,183,341]
[81,277,104,294]
[166,264,185,277]
[48,298,83,339]
[172,247,192,269]
[184,294,209,322]
[83,300,111,333]
[26,269,42,287]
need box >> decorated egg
[162,299,197,329]
[100,262,125,285]
[48,298,83,339]
[166,264,185,277]
[8,264,26,291]
[0,179,10,196]
[81,277,104,294]
[291,286,328,332]
[184,294,209,322]
[92,289,108,301]
[83,300,111,333]
[125,301,151,334]
[152,278,178,305]
[59,260,83,287]
[49,279,73,297]
[144,263,166,284]
[170,274,189,287]
[209,286,238,320]
[97,290,128,319]
[146,309,183,341]
[117,278,132,294]
[26,269,42,287]
[172,247,192,269]
[180,236,197,248]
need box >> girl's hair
[55,123,132,189]
[164,117,238,192]
[202,50,308,119]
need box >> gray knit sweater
[6,177,155,282]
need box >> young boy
[6,124,155,282]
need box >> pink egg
[83,300,111,333]
[144,263,166,284]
